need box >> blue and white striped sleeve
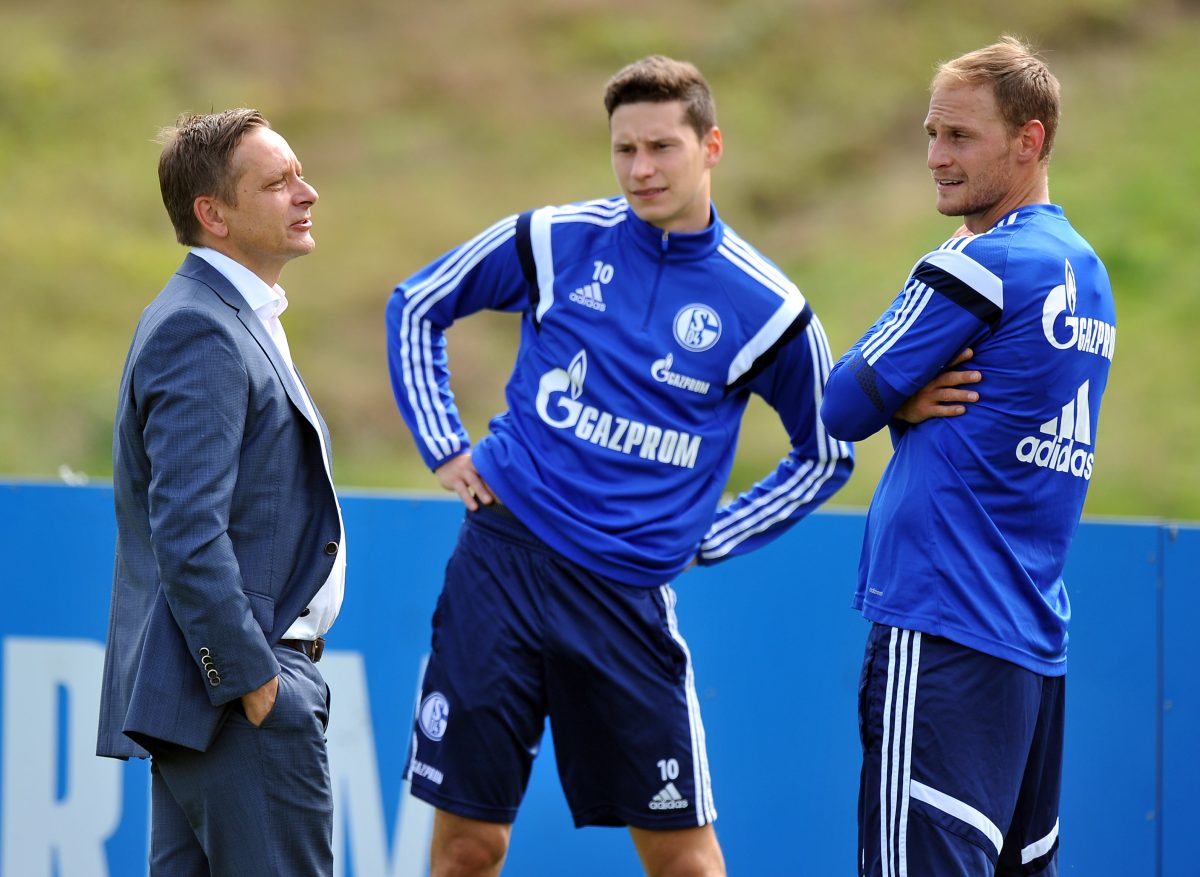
[822,238,1001,442]
[385,214,530,471]
[698,310,854,565]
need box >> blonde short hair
[934,36,1060,161]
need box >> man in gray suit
[97,108,346,876]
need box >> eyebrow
[261,162,298,183]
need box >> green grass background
[2,0,1196,519]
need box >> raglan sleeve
[697,304,854,565]
[385,213,531,471]
[821,241,1001,442]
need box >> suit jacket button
[207,670,220,685]
[324,541,338,556]
[199,647,210,657]
[299,608,311,617]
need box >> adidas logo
[1014,381,1095,480]
[648,782,690,811]
[569,281,607,312]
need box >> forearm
[821,353,911,442]
[698,452,853,564]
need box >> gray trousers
[149,644,333,876]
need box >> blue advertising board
[0,483,1192,875]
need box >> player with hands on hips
[386,55,852,876]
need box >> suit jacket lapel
[177,254,322,433]
[290,364,334,452]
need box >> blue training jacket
[387,196,853,587]
[822,205,1115,674]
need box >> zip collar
[621,198,724,261]
[988,202,1065,231]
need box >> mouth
[934,179,963,191]
[290,217,313,231]
[632,187,667,200]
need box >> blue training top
[387,196,853,587]
[822,204,1115,675]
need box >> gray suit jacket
[97,253,342,758]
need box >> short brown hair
[933,36,1060,162]
[603,55,716,140]
[156,108,270,246]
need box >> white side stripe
[898,633,920,877]
[879,629,921,877]
[399,217,516,460]
[1021,818,1059,864]
[699,320,847,559]
[879,629,898,877]
[807,314,851,462]
[721,228,802,302]
[910,780,1004,856]
[551,196,626,221]
[717,239,798,303]
[922,248,1004,311]
[724,295,803,386]
[661,585,717,826]
[530,206,556,324]
[865,283,933,367]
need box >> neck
[198,240,282,287]
[966,171,1050,233]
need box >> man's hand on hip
[435,453,496,511]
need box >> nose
[297,178,318,205]
[631,149,655,180]
[927,136,950,171]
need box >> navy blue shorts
[405,504,717,829]
[858,624,1063,876]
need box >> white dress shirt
[191,247,345,640]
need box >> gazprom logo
[673,304,721,352]
[534,349,702,468]
[536,349,588,428]
[1042,259,1115,360]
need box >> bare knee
[430,810,512,877]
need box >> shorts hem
[570,805,715,831]
[408,784,518,825]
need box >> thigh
[858,625,1049,877]
[405,509,550,823]
[150,759,208,877]
[153,646,333,877]
[547,575,717,831]
[997,675,1064,876]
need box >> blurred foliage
[1,0,1196,519]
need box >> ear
[1016,119,1046,163]
[193,195,230,240]
[703,126,724,169]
